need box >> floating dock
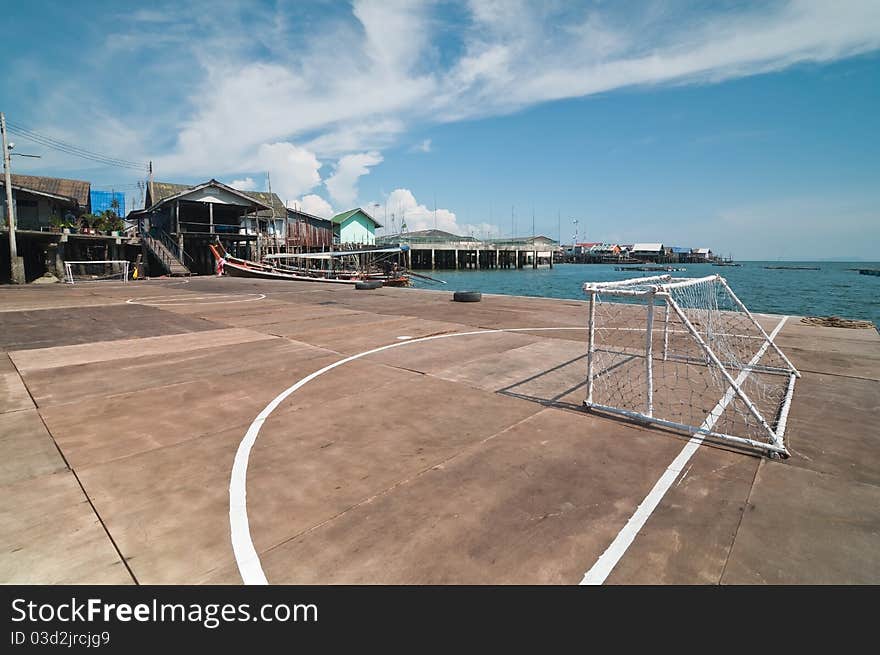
[1,277,878,584]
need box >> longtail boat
[208,243,411,286]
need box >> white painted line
[139,278,191,286]
[579,315,789,585]
[126,293,266,306]
[229,326,586,584]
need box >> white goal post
[583,274,800,458]
[64,260,130,284]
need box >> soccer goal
[582,274,800,457]
[64,260,130,284]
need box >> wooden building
[286,207,333,250]
[0,174,135,283]
[1,174,90,229]
[129,179,287,275]
[630,242,666,263]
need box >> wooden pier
[379,232,557,270]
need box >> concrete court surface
[0,275,878,585]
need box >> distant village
[1,172,716,282]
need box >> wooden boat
[208,244,411,286]
[713,253,741,267]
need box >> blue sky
[2,1,879,259]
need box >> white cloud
[256,142,323,205]
[291,194,334,219]
[383,188,501,238]
[230,176,258,191]
[16,0,880,230]
[324,151,383,207]
[142,0,880,181]
[411,139,432,153]
[304,119,405,158]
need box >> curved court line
[141,278,191,286]
[229,326,586,585]
[126,293,266,306]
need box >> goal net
[583,274,800,457]
[64,260,130,284]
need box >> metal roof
[331,207,382,227]
[146,180,283,218]
[631,242,663,252]
[287,206,332,225]
[2,174,90,207]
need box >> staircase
[142,229,191,276]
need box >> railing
[178,220,242,234]
[141,227,193,273]
[153,228,195,268]
[141,233,176,273]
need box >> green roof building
[332,207,381,245]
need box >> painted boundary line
[126,293,266,306]
[229,326,585,584]
[579,314,790,585]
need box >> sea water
[410,261,880,327]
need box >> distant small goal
[582,274,800,458]
[64,260,130,284]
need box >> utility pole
[1,112,25,284]
[266,171,276,256]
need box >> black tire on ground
[355,280,383,290]
[453,291,482,302]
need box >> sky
[1,0,878,259]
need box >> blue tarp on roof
[90,190,125,216]
[670,246,691,253]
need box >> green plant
[97,209,124,232]
[50,213,76,229]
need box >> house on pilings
[129,179,291,276]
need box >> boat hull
[209,244,410,286]
[223,259,357,284]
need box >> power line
[7,120,147,168]
[5,121,148,171]
[6,134,147,171]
